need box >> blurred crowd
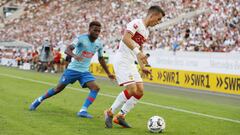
[0,42,67,73]
[153,0,240,52]
[0,0,8,7]
[0,0,239,53]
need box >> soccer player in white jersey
[104,6,165,128]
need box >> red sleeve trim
[126,30,134,36]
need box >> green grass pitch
[0,66,239,135]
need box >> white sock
[120,96,138,115]
[79,107,87,112]
[37,97,43,102]
[110,91,128,114]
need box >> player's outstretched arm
[122,32,148,65]
[98,56,115,80]
[64,45,83,61]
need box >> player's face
[89,26,101,40]
[149,13,163,27]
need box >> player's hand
[141,67,151,75]
[137,52,148,65]
[73,56,83,61]
[107,73,116,81]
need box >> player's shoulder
[95,38,103,47]
[72,34,88,46]
[128,19,144,29]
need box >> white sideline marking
[0,73,240,124]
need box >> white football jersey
[116,19,149,64]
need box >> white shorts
[113,61,143,86]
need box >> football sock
[120,94,143,115]
[38,88,56,102]
[110,89,131,114]
[80,90,98,112]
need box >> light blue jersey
[67,34,103,72]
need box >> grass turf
[0,66,240,135]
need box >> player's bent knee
[55,84,66,92]
[90,85,100,91]
[135,87,144,97]
[135,89,144,96]
[126,84,137,95]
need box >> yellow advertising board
[90,63,240,95]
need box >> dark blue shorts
[59,69,95,88]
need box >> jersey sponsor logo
[81,51,94,58]
[132,32,146,46]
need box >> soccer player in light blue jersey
[29,21,115,118]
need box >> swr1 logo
[224,77,240,91]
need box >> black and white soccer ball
[147,116,166,133]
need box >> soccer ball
[147,116,166,133]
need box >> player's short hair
[89,21,101,28]
[148,6,165,17]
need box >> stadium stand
[0,0,239,70]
